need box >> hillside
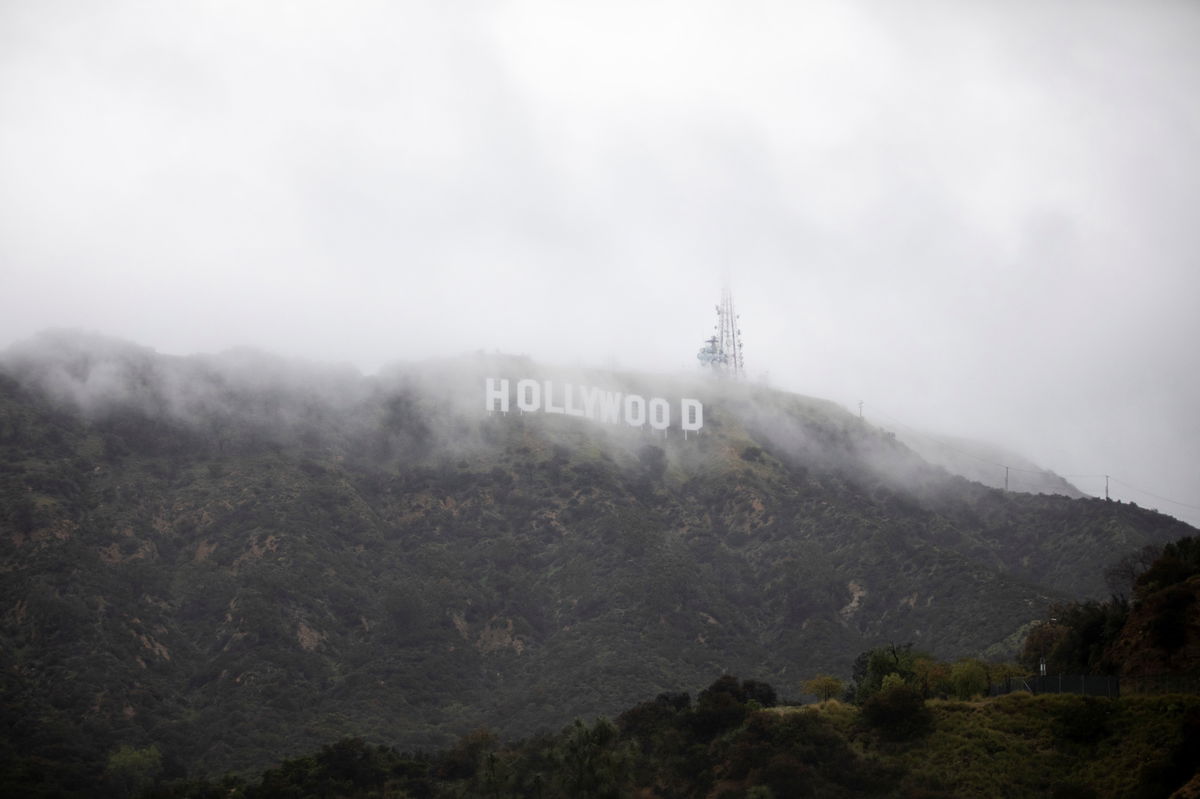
[0,330,1193,780]
[894,430,1085,498]
[160,690,1200,799]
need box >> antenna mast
[697,284,745,378]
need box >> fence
[990,672,1200,698]
[989,675,1120,698]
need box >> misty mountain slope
[893,429,1085,498]
[0,331,1193,778]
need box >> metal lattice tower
[697,285,744,378]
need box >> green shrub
[862,682,933,741]
[1051,697,1112,745]
[950,659,989,700]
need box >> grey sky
[2,1,1198,526]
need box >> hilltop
[0,330,1192,780]
[894,429,1085,498]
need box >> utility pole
[858,401,863,420]
[1005,466,1009,492]
[1105,475,1110,501]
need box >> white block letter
[563,383,585,417]
[544,380,565,414]
[681,398,703,432]
[600,391,623,424]
[624,394,646,428]
[516,379,541,412]
[580,386,602,419]
[648,397,670,431]
[485,378,509,412]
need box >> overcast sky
[2,0,1198,526]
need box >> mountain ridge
[893,428,1085,498]
[0,330,1192,777]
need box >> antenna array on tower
[697,286,744,378]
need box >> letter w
[599,391,622,424]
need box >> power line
[1108,477,1200,512]
[863,403,1200,512]
[869,406,1049,475]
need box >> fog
[2,1,1197,527]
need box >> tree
[1020,601,1128,675]
[691,686,749,740]
[742,679,778,708]
[437,728,498,781]
[104,744,162,798]
[1104,544,1162,599]
[988,662,1028,684]
[850,643,921,703]
[860,680,931,741]
[911,656,952,699]
[1136,536,1200,598]
[689,676,777,738]
[950,659,989,700]
[1020,620,1070,674]
[554,718,629,799]
[803,674,844,702]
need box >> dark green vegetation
[1,331,1194,790]
[139,535,1200,799]
[1021,535,1200,687]
[97,682,1200,798]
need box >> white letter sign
[485,377,703,435]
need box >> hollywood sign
[485,378,703,434]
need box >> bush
[861,682,932,741]
[743,679,778,708]
[690,690,748,740]
[760,752,811,796]
[1051,697,1112,745]
[804,674,844,702]
[950,659,989,700]
[104,744,162,798]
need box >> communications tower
[697,286,744,378]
